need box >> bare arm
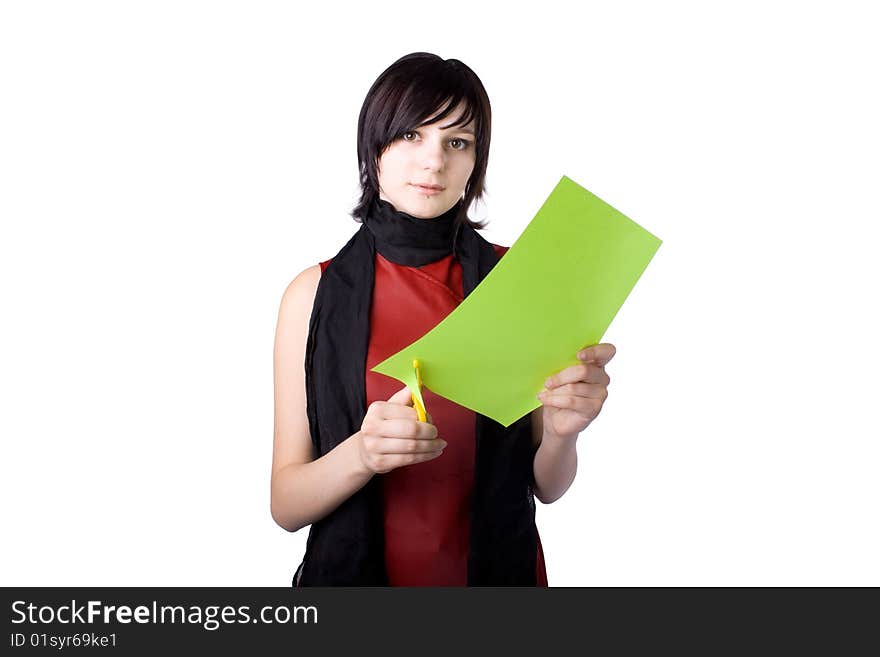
[270,266,444,533]
[530,408,578,505]
[270,265,373,532]
[529,345,616,504]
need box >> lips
[411,183,444,191]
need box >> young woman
[271,52,616,586]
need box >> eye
[449,137,472,151]
[402,131,418,141]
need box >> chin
[406,208,437,219]
[403,198,445,216]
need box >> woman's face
[377,102,477,219]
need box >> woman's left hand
[537,343,616,440]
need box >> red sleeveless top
[319,244,548,586]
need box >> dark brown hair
[351,52,492,229]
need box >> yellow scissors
[411,358,427,422]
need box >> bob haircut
[351,52,492,230]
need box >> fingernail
[544,378,551,387]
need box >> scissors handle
[412,359,427,422]
[412,395,427,422]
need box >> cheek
[456,156,476,183]
[378,153,407,182]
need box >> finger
[382,403,420,420]
[372,436,448,454]
[388,384,416,406]
[371,417,438,440]
[577,343,616,367]
[540,382,608,400]
[545,363,610,389]
[538,391,603,419]
[366,399,418,422]
[382,450,444,471]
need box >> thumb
[388,384,415,406]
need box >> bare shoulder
[274,263,322,391]
[280,264,322,314]
[272,264,322,479]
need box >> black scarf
[295,197,538,586]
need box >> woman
[271,52,616,586]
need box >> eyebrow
[437,124,475,135]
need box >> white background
[1,1,878,586]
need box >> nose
[419,136,446,172]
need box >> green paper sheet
[371,175,662,427]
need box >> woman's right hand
[356,385,446,474]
